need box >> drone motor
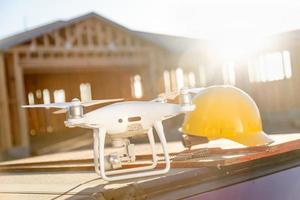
[67,98,84,119]
[68,105,83,119]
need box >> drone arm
[162,104,193,120]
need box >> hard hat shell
[181,85,274,146]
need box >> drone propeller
[52,109,68,114]
[22,102,71,109]
[22,98,124,114]
[183,87,205,94]
[154,87,205,101]
[157,90,179,101]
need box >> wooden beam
[0,53,12,151]
[96,23,103,45]
[20,56,147,69]
[86,21,93,47]
[43,35,49,47]
[65,27,71,42]
[54,30,61,47]
[105,27,112,44]
[29,39,37,51]
[125,36,131,46]
[9,46,150,53]
[13,52,29,148]
[144,51,159,97]
[75,24,83,47]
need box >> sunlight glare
[209,33,264,62]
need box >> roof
[133,31,207,53]
[0,20,66,50]
[0,12,205,53]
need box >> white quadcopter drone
[23,88,203,181]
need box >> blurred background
[1,0,300,160]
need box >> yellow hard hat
[181,85,274,146]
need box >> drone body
[23,88,201,181]
[68,101,182,135]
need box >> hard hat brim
[230,131,274,147]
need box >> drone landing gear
[93,121,170,181]
[93,128,157,175]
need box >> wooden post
[13,52,29,148]
[0,53,12,151]
[54,31,61,47]
[86,21,93,47]
[96,23,103,45]
[43,35,49,47]
[76,24,83,47]
[146,51,159,97]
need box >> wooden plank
[54,30,62,47]
[9,46,150,53]
[1,136,300,172]
[144,51,159,97]
[222,137,300,166]
[86,21,93,47]
[43,35,49,47]
[20,56,147,69]
[13,52,30,148]
[96,23,104,45]
[0,193,94,200]
[0,146,266,169]
[75,23,83,47]
[0,53,12,151]
[0,151,299,199]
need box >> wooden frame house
[0,13,205,159]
